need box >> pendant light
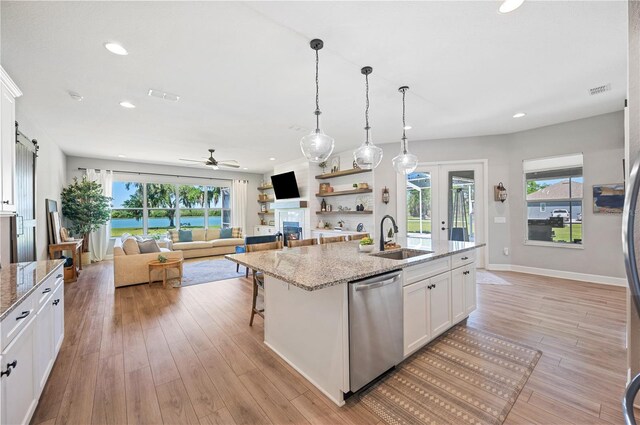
[392,86,418,175]
[353,66,383,169]
[300,39,335,163]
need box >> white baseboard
[486,263,626,287]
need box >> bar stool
[320,235,346,244]
[235,245,246,273]
[288,238,318,248]
[246,240,283,326]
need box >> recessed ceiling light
[243,167,248,170]
[117,154,126,158]
[499,0,525,14]
[104,42,128,56]
[403,125,412,130]
[269,157,276,161]
[119,101,136,109]
[68,91,83,101]
[513,112,526,118]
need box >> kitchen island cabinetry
[0,261,64,425]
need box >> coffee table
[148,259,183,287]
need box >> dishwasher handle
[352,270,402,292]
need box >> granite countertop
[0,260,65,320]
[226,240,485,291]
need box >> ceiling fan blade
[218,159,239,164]
[219,162,240,169]
[179,158,205,163]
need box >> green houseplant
[61,177,111,254]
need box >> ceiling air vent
[589,84,611,96]
[148,89,180,102]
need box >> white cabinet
[451,267,466,324]
[463,265,477,315]
[402,253,477,357]
[1,315,37,425]
[52,282,64,354]
[34,300,54,395]
[0,67,21,215]
[428,272,452,338]
[1,263,64,425]
[403,280,429,356]
[254,225,276,236]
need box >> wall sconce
[382,186,390,204]
[494,182,507,202]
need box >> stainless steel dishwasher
[349,269,403,393]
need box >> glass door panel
[446,170,475,242]
[406,170,436,249]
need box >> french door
[397,161,485,267]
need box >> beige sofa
[113,239,184,287]
[164,228,244,259]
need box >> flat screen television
[271,171,300,199]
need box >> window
[110,181,231,238]
[110,182,144,237]
[406,172,432,238]
[524,154,583,246]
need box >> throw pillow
[220,228,233,239]
[121,237,140,255]
[231,227,242,238]
[138,239,161,254]
[178,230,193,242]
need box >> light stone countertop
[226,240,484,291]
[0,260,65,320]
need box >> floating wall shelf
[316,210,373,215]
[316,188,372,198]
[315,168,372,180]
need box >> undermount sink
[370,248,433,260]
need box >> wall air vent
[148,89,180,102]
[588,84,611,96]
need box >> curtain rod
[76,167,243,182]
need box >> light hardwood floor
[31,263,628,425]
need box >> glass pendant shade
[354,141,383,170]
[300,129,335,163]
[392,139,418,175]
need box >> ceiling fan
[179,148,240,170]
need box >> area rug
[360,325,541,425]
[179,258,246,287]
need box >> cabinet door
[1,317,37,425]
[428,273,452,338]
[450,268,466,324]
[464,266,477,315]
[403,280,429,357]
[34,301,54,395]
[0,83,16,212]
[52,282,64,354]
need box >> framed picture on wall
[593,183,624,214]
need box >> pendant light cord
[365,72,370,143]
[315,48,320,131]
[401,87,408,154]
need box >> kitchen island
[226,240,483,406]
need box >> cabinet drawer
[36,269,63,309]
[1,292,36,352]
[451,250,475,269]
[404,257,451,285]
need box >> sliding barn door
[14,129,37,262]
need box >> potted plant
[359,236,374,253]
[61,177,111,265]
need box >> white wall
[370,111,624,281]
[508,111,625,279]
[14,110,67,260]
[66,156,263,235]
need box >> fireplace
[283,221,302,246]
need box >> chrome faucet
[380,215,398,251]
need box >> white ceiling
[1,1,626,173]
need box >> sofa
[113,237,183,287]
[164,228,244,259]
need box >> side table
[148,259,183,287]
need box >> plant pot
[81,251,91,266]
[359,244,374,253]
